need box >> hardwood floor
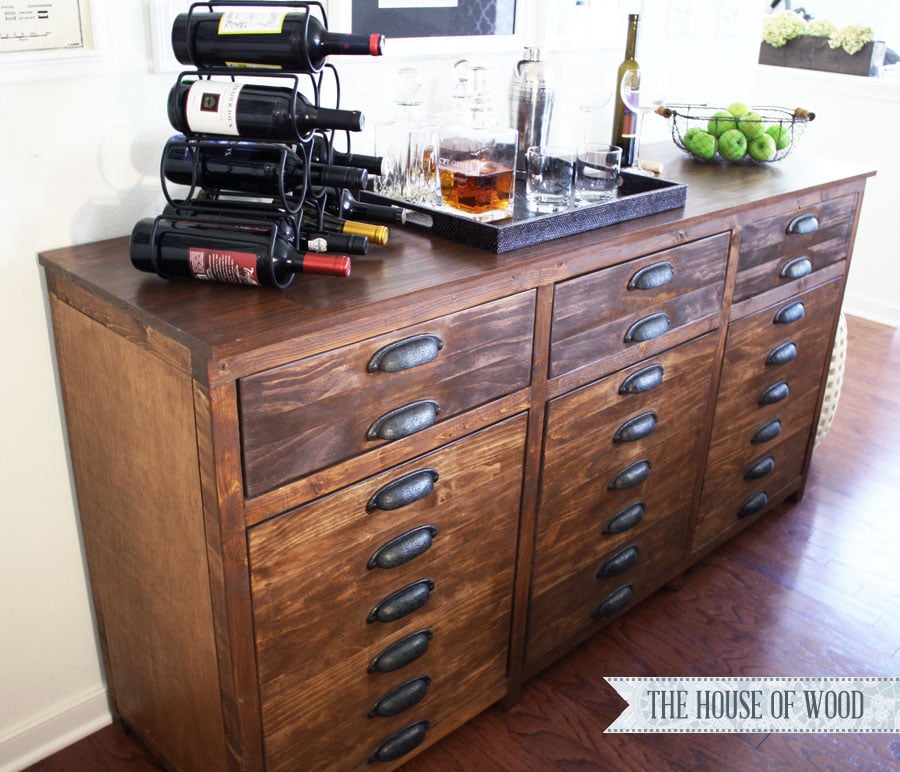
[27,315,900,772]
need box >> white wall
[0,2,179,768]
[1,1,896,769]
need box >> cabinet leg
[500,682,523,709]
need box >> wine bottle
[325,188,408,225]
[130,217,351,289]
[162,201,370,255]
[310,134,387,176]
[162,139,369,195]
[168,79,365,142]
[611,13,640,167]
[171,9,384,73]
[301,206,390,246]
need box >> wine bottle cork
[639,159,664,175]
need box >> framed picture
[327,0,522,56]
[0,0,114,82]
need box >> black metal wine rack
[150,0,363,270]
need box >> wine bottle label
[217,12,287,35]
[189,247,260,285]
[185,81,243,136]
[223,61,282,70]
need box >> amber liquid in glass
[439,159,514,214]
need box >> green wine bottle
[611,14,640,167]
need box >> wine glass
[577,77,613,144]
[619,68,668,172]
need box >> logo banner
[604,677,900,733]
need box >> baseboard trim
[843,292,900,328]
[0,688,111,772]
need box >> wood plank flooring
[27,315,900,772]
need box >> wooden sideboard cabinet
[40,147,873,771]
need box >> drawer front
[693,427,809,550]
[240,292,535,497]
[693,281,841,551]
[248,416,525,771]
[527,474,693,668]
[710,279,841,456]
[526,335,717,667]
[734,193,856,302]
[549,233,729,379]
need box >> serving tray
[361,171,687,253]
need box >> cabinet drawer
[528,499,688,667]
[539,334,718,510]
[693,427,810,550]
[526,335,717,667]
[734,193,856,302]
[549,233,729,379]
[248,416,525,771]
[711,279,841,449]
[704,379,821,496]
[239,292,535,497]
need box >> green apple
[737,111,765,139]
[718,129,748,161]
[707,110,737,138]
[766,124,791,150]
[749,133,777,162]
[727,101,751,117]
[683,127,703,142]
[684,129,717,160]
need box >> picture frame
[0,0,114,83]
[325,0,523,56]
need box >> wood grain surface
[29,316,900,771]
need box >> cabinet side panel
[50,298,228,771]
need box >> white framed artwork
[0,0,114,82]
[325,0,524,56]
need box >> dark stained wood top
[39,143,874,384]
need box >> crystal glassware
[619,68,667,171]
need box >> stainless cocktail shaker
[509,47,555,177]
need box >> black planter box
[759,37,886,77]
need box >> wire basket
[663,104,815,164]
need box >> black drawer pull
[752,419,782,444]
[774,301,805,325]
[367,399,440,441]
[780,257,812,281]
[368,676,432,718]
[609,459,651,491]
[368,630,433,674]
[368,526,438,570]
[619,364,664,395]
[597,545,640,578]
[603,502,645,535]
[368,334,444,373]
[787,213,819,234]
[592,584,634,618]
[766,342,797,366]
[628,261,674,291]
[369,720,430,764]
[367,579,434,624]
[745,455,776,480]
[614,412,658,443]
[367,469,439,513]
[759,380,790,405]
[624,312,671,344]
[738,491,769,518]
